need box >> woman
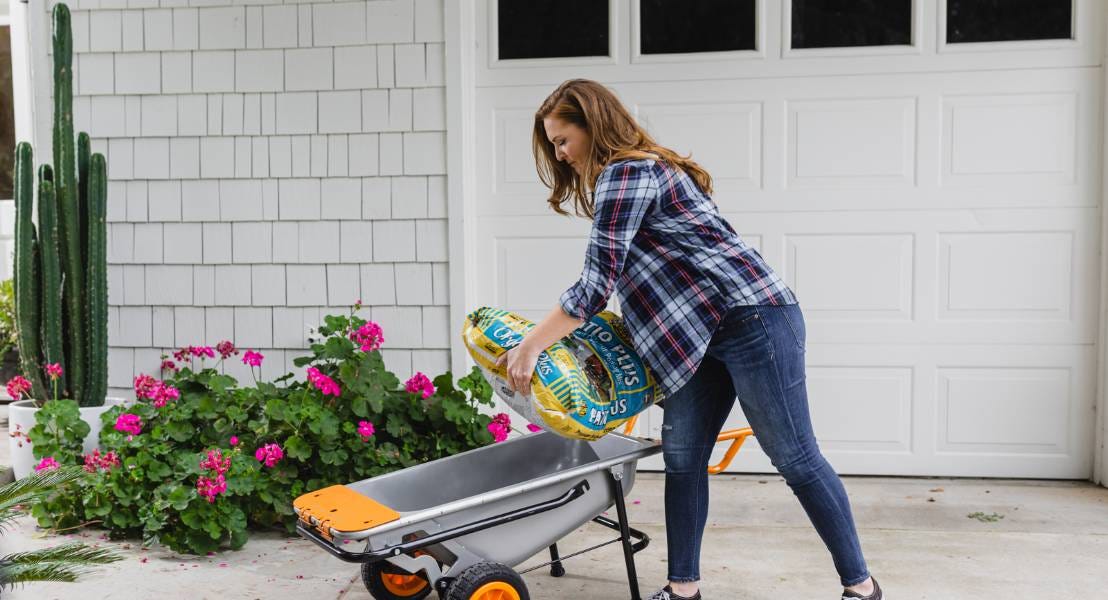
[498,79,882,600]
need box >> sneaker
[842,576,883,600]
[648,586,701,600]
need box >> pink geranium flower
[133,374,158,398]
[83,449,120,473]
[255,443,283,468]
[229,435,239,447]
[45,363,63,381]
[150,381,180,408]
[487,422,509,443]
[242,350,264,367]
[306,367,341,397]
[114,414,142,437]
[215,340,237,359]
[196,473,227,503]
[160,359,178,372]
[34,456,60,472]
[6,376,32,401]
[404,372,435,399]
[350,321,384,353]
[356,420,375,441]
[191,345,216,359]
[199,449,231,476]
[492,413,511,428]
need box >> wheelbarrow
[293,416,754,600]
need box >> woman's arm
[497,305,583,393]
[499,161,657,394]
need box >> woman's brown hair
[532,79,713,218]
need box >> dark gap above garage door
[947,0,1073,43]
[498,0,609,60]
[640,0,756,54]
[792,0,913,49]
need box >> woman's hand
[496,341,542,395]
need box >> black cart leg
[609,467,641,600]
[548,543,566,577]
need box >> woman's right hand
[495,341,541,396]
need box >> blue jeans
[661,303,870,586]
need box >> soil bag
[462,307,661,441]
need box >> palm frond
[0,467,86,532]
[0,561,83,586]
[1,543,122,566]
[0,509,24,532]
[0,466,86,509]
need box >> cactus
[53,3,86,406]
[85,154,108,405]
[13,143,46,401]
[37,165,65,390]
[11,3,108,407]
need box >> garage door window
[640,0,756,55]
[946,0,1072,43]
[497,0,609,60]
[791,0,913,49]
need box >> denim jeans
[661,303,870,586]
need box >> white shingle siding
[66,1,449,394]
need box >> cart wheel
[362,561,433,600]
[445,562,529,600]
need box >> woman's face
[543,117,591,175]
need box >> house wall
[29,0,451,396]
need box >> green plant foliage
[29,307,497,555]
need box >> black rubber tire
[445,562,529,600]
[363,561,434,600]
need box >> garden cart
[293,417,753,600]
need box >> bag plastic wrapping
[462,307,661,441]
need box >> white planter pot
[8,397,127,479]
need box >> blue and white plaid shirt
[559,158,797,396]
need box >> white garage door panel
[633,345,1095,478]
[722,208,1097,346]
[944,94,1077,182]
[477,67,1099,217]
[788,98,916,187]
[785,234,915,320]
[469,3,1101,478]
[636,103,762,191]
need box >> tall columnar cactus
[12,3,108,407]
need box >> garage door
[463,0,1101,478]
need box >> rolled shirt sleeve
[560,160,659,320]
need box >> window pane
[498,0,609,60]
[792,0,912,49]
[1,26,14,200]
[947,0,1072,43]
[640,0,756,55]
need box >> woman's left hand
[496,342,541,395]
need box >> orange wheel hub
[380,571,428,596]
[469,581,520,600]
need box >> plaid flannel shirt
[559,158,797,396]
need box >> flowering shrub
[27,306,497,555]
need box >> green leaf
[322,336,354,361]
[167,485,193,511]
[165,420,193,443]
[292,355,314,367]
[284,436,312,461]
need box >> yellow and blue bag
[462,307,661,441]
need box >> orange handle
[622,415,640,435]
[708,427,754,474]
[622,416,753,474]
